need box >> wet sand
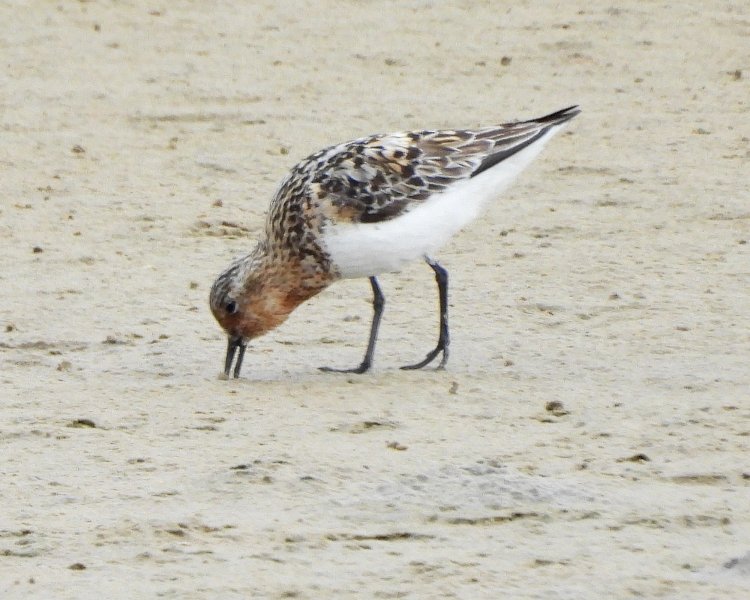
[2,1,749,598]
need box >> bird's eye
[225,300,238,314]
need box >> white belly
[322,127,559,278]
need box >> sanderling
[210,106,580,377]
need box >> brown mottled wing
[282,106,579,225]
[266,105,580,234]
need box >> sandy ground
[2,1,749,598]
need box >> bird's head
[208,249,299,378]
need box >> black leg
[401,257,450,370]
[320,276,385,374]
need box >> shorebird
[210,106,580,377]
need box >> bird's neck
[236,245,330,337]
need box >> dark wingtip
[526,105,581,125]
[471,105,581,178]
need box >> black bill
[224,335,247,379]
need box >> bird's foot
[400,342,448,371]
[319,361,371,375]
